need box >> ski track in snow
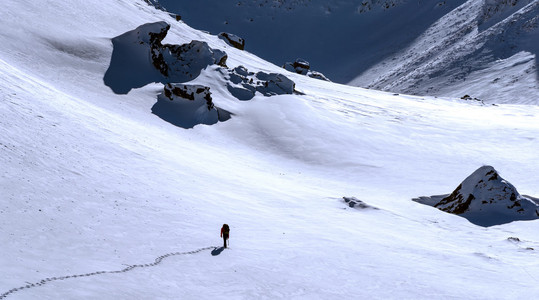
[0,246,216,299]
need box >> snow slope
[2,0,539,299]
[350,0,539,104]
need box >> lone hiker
[220,224,230,248]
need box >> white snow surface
[1,0,539,299]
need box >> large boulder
[152,83,231,129]
[104,22,227,94]
[161,40,227,81]
[431,166,539,226]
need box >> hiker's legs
[223,234,229,248]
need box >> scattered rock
[218,32,245,50]
[225,65,295,100]
[358,0,404,13]
[170,13,182,21]
[343,197,379,210]
[283,58,330,81]
[461,94,483,102]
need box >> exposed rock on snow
[152,83,231,129]
[283,59,331,81]
[343,197,379,210]
[105,21,294,127]
[104,22,169,94]
[159,40,228,80]
[218,32,245,50]
[414,166,539,226]
[460,94,485,103]
[104,21,227,94]
[225,66,295,100]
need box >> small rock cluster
[225,66,295,101]
[358,0,404,13]
[283,58,330,81]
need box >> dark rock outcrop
[152,83,231,129]
[104,22,227,94]
[160,40,227,81]
[218,32,245,50]
[414,166,539,226]
[283,58,330,81]
[225,66,295,100]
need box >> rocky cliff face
[433,166,539,226]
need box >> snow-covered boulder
[283,59,330,81]
[161,40,228,81]
[104,21,170,94]
[218,32,245,50]
[255,71,296,96]
[431,166,539,226]
[151,83,231,128]
[104,21,227,94]
[225,66,295,100]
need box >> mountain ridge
[155,0,538,103]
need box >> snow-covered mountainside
[155,0,467,82]
[351,0,539,104]
[1,0,539,299]
[156,0,538,104]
